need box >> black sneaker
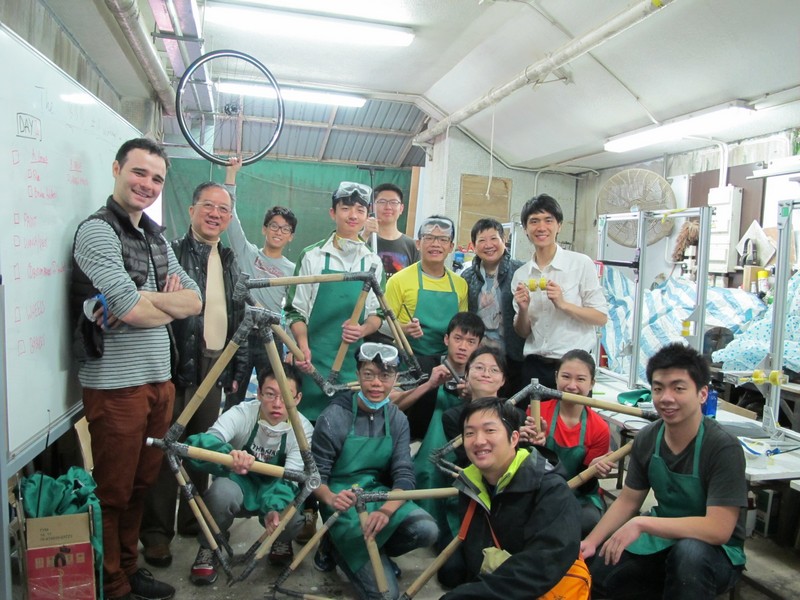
[129,568,175,600]
[313,547,336,572]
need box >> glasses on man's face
[197,201,231,216]
[259,390,295,402]
[470,363,502,375]
[375,199,402,207]
[421,234,451,245]
[267,222,293,234]
[359,370,397,383]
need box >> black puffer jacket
[170,229,249,390]
[440,449,581,599]
[460,252,525,362]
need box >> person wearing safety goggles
[284,181,386,423]
[311,343,438,599]
[384,214,469,439]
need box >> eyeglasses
[470,364,503,375]
[358,342,400,368]
[259,390,297,402]
[267,222,293,234]
[420,235,452,245]
[375,199,402,207]
[196,200,232,216]
[359,370,397,383]
[333,181,371,205]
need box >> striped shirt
[73,219,201,389]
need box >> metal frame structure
[595,207,713,389]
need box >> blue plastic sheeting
[713,271,800,374]
[602,267,767,381]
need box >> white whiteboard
[0,24,140,460]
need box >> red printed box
[26,513,95,600]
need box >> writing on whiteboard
[17,113,42,141]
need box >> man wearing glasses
[384,215,469,438]
[312,343,438,599]
[362,183,418,278]
[184,363,314,584]
[141,179,251,568]
[223,157,298,408]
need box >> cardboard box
[755,488,781,537]
[26,512,95,600]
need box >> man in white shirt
[511,194,607,391]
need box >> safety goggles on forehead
[333,182,371,207]
[358,342,400,368]
[418,217,454,239]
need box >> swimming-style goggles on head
[358,342,400,368]
[333,181,371,206]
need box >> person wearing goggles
[384,214,468,439]
[284,181,386,423]
[311,344,438,599]
[284,181,386,543]
[361,183,419,278]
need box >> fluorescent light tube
[604,101,755,153]
[215,82,366,108]
[206,5,414,47]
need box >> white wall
[418,128,578,262]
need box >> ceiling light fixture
[206,5,414,47]
[215,81,367,108]
[604,101,755,153]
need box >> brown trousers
[83,381,174,598]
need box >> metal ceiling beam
[105,0,175,113]
[317,107,338,161]
[414,0,677,144]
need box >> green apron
[626,420,745,566]
[545,404,603,512]
[410,266,459,357]
[321,395,419,573]
[231,424,287,513]
[413,386,462,538]
[300,253,366,421]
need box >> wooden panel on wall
[459,174,511,249]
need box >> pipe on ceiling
[414,0,677,145]
[105,0,176,115]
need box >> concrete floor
[139,511,799,600]
[11,509,800,600]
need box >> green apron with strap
[321,395,419,573]
[300,253,366,421]
[410,266,459,357]
[231,424,288,513]
[413,386,462,538]
[626,420,745,566]
[545,404,604,512]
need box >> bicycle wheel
[175,49,285,166]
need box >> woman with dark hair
[521,349,614,536]
[439,346,515,466]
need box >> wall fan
[597,168,676,247]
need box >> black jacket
[70,196,171,361]
[460,252,525,362]
[440,449,581,599]
[170,229,249,390]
